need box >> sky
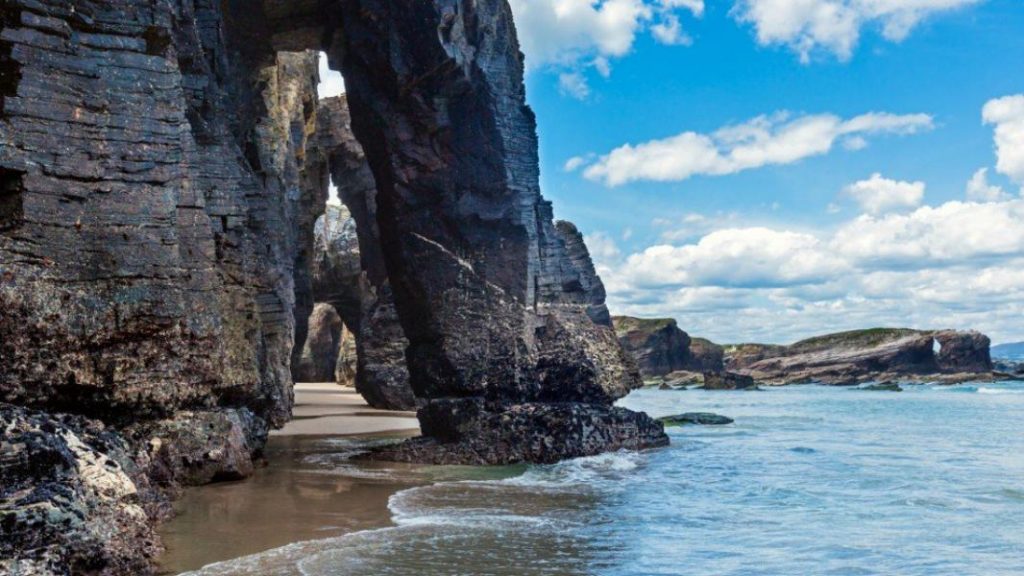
[318,0,1024,345]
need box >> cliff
[1,2,663,570]
[612,316,726,378]
[728,328,995,385]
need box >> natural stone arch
[283,0,665,462]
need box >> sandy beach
[156,384,421,575]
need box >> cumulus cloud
[832,199,1024,267]
[580,110,933,186]
[508,0,703,96]
[982,94,1024,187]
[843,173,925,214]
[732,0,982,62]
[596,197,1024,344]
[620,227,846,288]
[558,71,591,100]
[317,52,346,99]
[965,168,1009,202]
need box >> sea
[176,381,1024,576]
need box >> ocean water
[181,382,1024,576]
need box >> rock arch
[0,0,666,469]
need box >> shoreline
[156,384,421,575]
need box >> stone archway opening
[272,0,667,462]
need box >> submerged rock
[659,413,734,426]
[858,383,904,392]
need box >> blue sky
[321,0,1024,345]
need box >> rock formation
[613,317,693,377]
[1,1,666,570]
[728,328,996,385]
[313,105,415,410]
[613,316,728,378]
[1,405,164,575]
[293,303,345,383]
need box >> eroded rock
[294,304,345,383]
[0,405,161,575]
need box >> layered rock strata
[317,0,663,465]
[1,1,665,569]
[728,329,996,385]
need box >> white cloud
[317,52,346,99]
[732,0,982,62]
[558,71,591,100]
[580,110,933,186]
[597,198,1024,344]
[508,0,703,95]
[620,227,846,288]
[651,14,693,45]
[982,94,1024,187]
[832,199,1024,267]
[564,156,589,172]
[965,168,1009,202]
[843,173,925,214]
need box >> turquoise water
[183,382,1024,575]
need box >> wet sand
[156,384,421,575]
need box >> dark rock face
[730,329,996,385]
[311,103,416,409]
[933,330,992,373]
[294,303,344,383]
[554,221,613,327]
[0,405,162,575]
[703,372,758,390]
[124,409,269,488]
[613,317,692,377]
[0,3,326,428]
[688,338,726,372]
[319,1,659,463]
[659,413,734,426]
[1,2,664,568]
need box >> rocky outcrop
[554,221,613,327]
[703,371,758,390]
[1,405,163,575]
[124,409,268,488]
[368,402,667,465]
[934,330,992,373]
[612,316,728,378]
[724,343,789,371]
[613,317,692,377]
[335,324,357,387]
[0,5,327,432]
[730,328,996,385]
[294,303,345,383]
